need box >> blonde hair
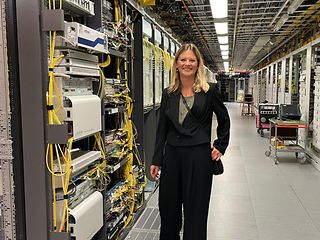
[168,43,209,94]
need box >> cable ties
[47,105,54,110]
[48,67,54,72]
[63,194,69,199]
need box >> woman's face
[176,50,198,79]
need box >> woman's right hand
[150,165,159,180]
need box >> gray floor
[126,103,320,240]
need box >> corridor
[126,103,320,240]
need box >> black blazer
[152,83,230,166]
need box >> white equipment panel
[59,22,108,53]
[64,95,102,140]
[69,191,103,240]
[142,18,152,38]
[54,151,101,177]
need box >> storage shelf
[270,144,305,152]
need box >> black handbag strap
[180,93,202,128]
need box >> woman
[150,43,230,240]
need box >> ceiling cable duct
[269,0,290,27]
[273,13,289,31]
[180,0,216,69]
[288,0,306,14]
[251,31,300,69]
[253,0,320,69]
[231,0,240,69]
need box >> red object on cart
[256,114,270,129]
[256,104,279,136]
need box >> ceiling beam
[241,1,283,5]
[238,17,273,20]
[269,0,290,26]
[232,0,241,68]
[189,10,211,14]
[187,4,210,8]
[229,6,282,11]
[239,12,277,16]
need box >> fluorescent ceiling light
[220,45,228,51]
[251,46,262,53]
[254,36,271,47]
[210,0,228,18]
[273,14,289,32]
[218,36,228,44]
[224,62,229,72]
[221,50,229,56]
[222,55,228,60]
[288,0,304,14]
[214,22,228,35]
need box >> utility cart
[265,118,308,164]
[241,94,255,116]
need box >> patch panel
[54,150,101,177]
[55,66,100,77]
[59,0,95,16]
[105,181,131,239]
[61,77,93,96]
[55,49,99,62]
[68,179,96,209]
[54,49,100,77]
[58,58,99,70]
[106,210,128,240]
[102,0,114,34]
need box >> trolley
[265,118,308,164]
[241,94,254,116]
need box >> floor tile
[208,211,259,240]
[256,215,320,240]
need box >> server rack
[0,1,187,239]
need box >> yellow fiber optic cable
[59,137,73,232]
[48,144,57,229]
[99,55,111,68]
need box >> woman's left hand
[211,146,222,160]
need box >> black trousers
[159,143,213,240]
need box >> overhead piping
[181,0,217,69]
[231,0,240,68]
